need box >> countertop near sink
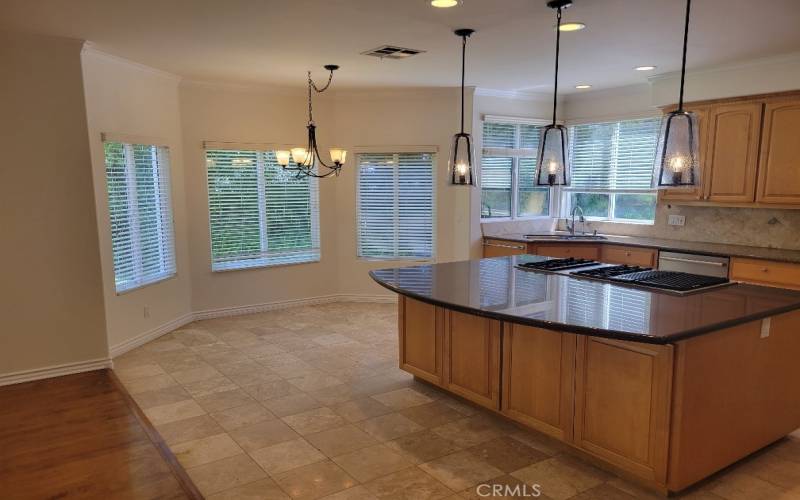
[486,232,800,264]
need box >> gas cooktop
[516,258,731,294]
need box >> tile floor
[115,302,800,499]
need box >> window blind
[481,120,549,219]
[103,141,176,293]
[568,117,660,191]
[206,149,319,271]
[357,152,435,260]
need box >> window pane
[613,193,657,221]
[480,156,512,218]
[518,158,549,217]
[104,141,176,292]
[482,122,515,148]
[571,192,610,218]
[206,149,319,271]
[357,153,435,260]
[519,125,541,149]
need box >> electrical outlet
[668,214,686,226]
[761,318,771,338]
[144,306,150,318]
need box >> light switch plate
[668,214,686,226]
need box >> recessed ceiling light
[575,84,592,89]
[558,22,586,32]
[635,65,657,71]
[431,0,459,7]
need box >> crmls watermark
[476,483,543,497]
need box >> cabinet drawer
[532,244,600,260]
[483,239,527,258]
[730,258,800,290]
[601,245,657,267]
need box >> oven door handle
[660,256,728,267]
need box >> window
[564,117,661,223]
[357,152,435,260]
[205,148,320,271]
[103,140,176,293]
[481,120,551,219]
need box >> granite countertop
[485,232,800,264]
[369,255,800,344]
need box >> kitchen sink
[523,233,607,241]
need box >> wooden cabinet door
[531,244,599,260]
[398,297,443,385]
[443,310,501,409]
[483,239,528,258]
[660,105,710,202]
[704,102,763,203]
[600,245,657,267]
[730,257,800,290]
[502,324,576,441]
[756,99,800,204]
[574,337,673,485]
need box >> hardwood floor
[0,369,201,500]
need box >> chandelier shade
[537,125,570,186]
[652,0,700,189]
[448,28,476,186]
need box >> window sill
[212,254,321,273]
[481,216,552,223]
[583,218,655,226]
[115,273,177,296]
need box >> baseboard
[109,312,194,358]
[110,293,398,358]
[0,358,113,387]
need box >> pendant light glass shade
[449,133,475,185]
[537,125,570,186]
[449,28,476,186]
[652,0,699,189]
[535,0,572,187]
[653,110,700,188]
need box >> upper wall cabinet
[757,99,800,204]
[705,102,762,203]
[660,91,800,208]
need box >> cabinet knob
[626,251,632,257]
[762,267,769,273]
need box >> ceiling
[3,0,800,93]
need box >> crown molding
[81,43,182,82]
[474,87,552,102]
[648,51,800,84]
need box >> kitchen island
[369,255,800,495]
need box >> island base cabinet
[667,310,800,492]
[443,310,501,410]
[398,297,443,386]
[574,337,673,486]
[502,325,576,441]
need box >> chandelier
[276,65,347,178]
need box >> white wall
[81,48,193,354]
[331,87,473,296]
[179,82,342,312]
[0,32,108,378]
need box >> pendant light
[653,0,699,189]
[536,0,572,187]
[449,28,476,186]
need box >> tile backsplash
[483,204,800,250]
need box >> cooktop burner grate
[517,258,598,271]
[608,270,729,291]
[571,265,651,279]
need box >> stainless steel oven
[658,251,729,278]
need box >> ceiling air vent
[361,45,425,60]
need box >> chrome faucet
[568,205,585,236]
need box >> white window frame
[480,115,555,222]
[355,146,437,262]
[204,142,321,272]
[101,133,177,294]
[559,114,662,225]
